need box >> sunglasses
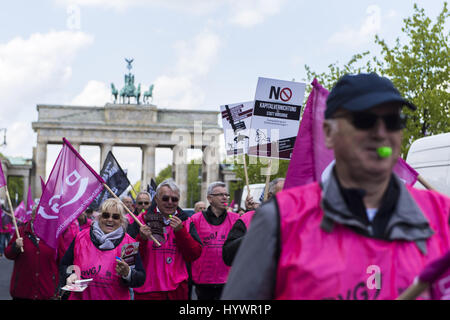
[101,212,121,220]
[334,111,406,131]
[210,193,230,198]
[161,196,179,202]
[137,201,150,205]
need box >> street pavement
[0,256,12,299]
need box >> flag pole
[263,159,272,201]
[417,175,435,191]
[396,280,429,300]
[242,154,250,195]
[102,183,161,247]
[4,185,23,252]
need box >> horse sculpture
[143,84,154,104]
[120,74,137,104]
[111,83,118,103]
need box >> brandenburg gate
[31,60,221,208]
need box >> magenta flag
[34,138,105,249]
[0,162,6,188]
[40,176,46,193]
[25,185,34,222]
[284,78,419,190]
[14,201,26,223]
[418,250,450,300]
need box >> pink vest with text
[239,210,255,229]
[191,211,239,284]
[275,183,450,300]
[70,228,135,300]
[133,212,189,293]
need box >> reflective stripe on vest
[275,183,450,300]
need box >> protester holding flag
[190,181,239,300]
[129,179,202,300]
[222,73,450,299]
[0,206,13,257]
[222,178,285,267]
[5,205,60,300]
[60,198,146,300]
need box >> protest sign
[248,77,306,160]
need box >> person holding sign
[5,206,60,300]
[190,182,239,300]
[130,179,202,300]
[59,198,145,300]
[222,73,450,299]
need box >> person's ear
[323,120,336,149]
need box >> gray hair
[268,178,285,195]
[207,181,226,195]
[156,178,180,197]
[136,191,151,200]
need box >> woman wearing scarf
[59,198,145,300]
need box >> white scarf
[91,221,124,250]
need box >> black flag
[146,178,157,200]
[89,151,131,210]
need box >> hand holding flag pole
[102,183,161,247]
[0,163,23,252]
[4,186,23,252]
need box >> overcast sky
[0,0,446,185]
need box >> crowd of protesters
[0,73,449,300]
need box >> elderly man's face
[324,103,403,182]
[155,186,180,216]
[136,193,151,214]
[122,197,134,212]
[207,186,229,211]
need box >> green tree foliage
[7,176,24,207]
[374,3,450,155]
[305,2,450,156]
[155,164,173,185]
[155,160,202,207]
[229,154,290,190]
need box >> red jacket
[5,221,59,300]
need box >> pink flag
[14,201,26,223]
[40,176,46,193]
[284,78,419,190]
[418,250,450,300]
[34,138,105,249]
[0,162,6,188]
[25,185,34,222]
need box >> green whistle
[377,146,392,158]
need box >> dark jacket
[5,221,59,300]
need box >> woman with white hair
[59,198,145,300]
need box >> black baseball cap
[325,73,416,119]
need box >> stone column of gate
[34,140,47,198]
[22,174,29,208]
[141,143,156,193]
[201,132,221,203]
[172,144,188,208]
[100,143,113,167]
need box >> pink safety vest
[275,183,450,300]
[70,228,136,300]
[191,211,239,284]
[133,212,189,293]
[239,210,255,229]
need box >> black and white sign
[248,77,306,160]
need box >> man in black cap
[221,73,450,300]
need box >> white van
[240,183,265,210]
[406,133,450,196]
